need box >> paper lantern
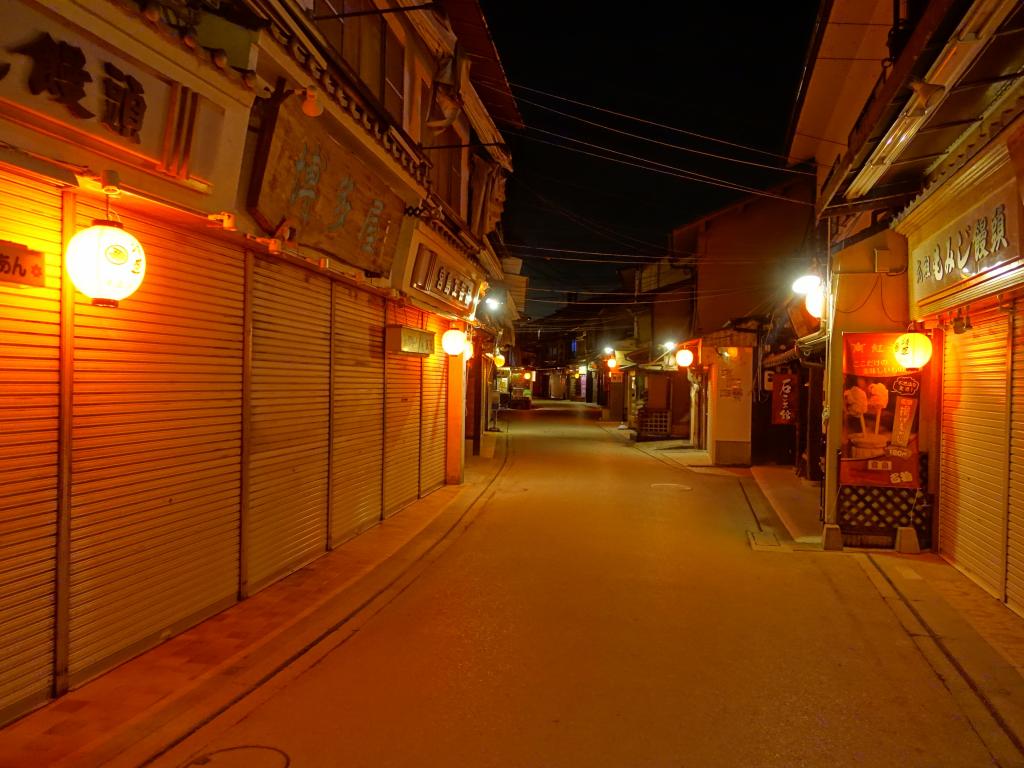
[441,329,467,355]
[523,371,533,381]
[675,348,694,368]
[66,221,145,307]
[893,332,932,370]
[492,353,505,368]
[577,365,587,375]
[607,357,617,369]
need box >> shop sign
[839,332,921,489]
[910,188,1019,305]
[0,6,240,199]
[0,240,45,287]
[249,95,405,276]
[771,373,798,425]
[409,245,475,311]
[385,325,434,356]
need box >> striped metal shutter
[1007,306,1024,614]
[383,304,422,516]
[0,168,61,720]
[68,202,244,684]
[330,284,385,545]
[938,307,1009,599]
[247,257,331,592]
[420,314,447,495]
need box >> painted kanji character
[328,175,355,232]
[973,216,989,264]
[11,33,94,118]
[992,204,1009,253]
[101,63,146,142]
[289,144,323,225]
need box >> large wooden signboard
[248,92,405,275]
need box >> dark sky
[475,2,821,319]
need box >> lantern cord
[105,193,111,220]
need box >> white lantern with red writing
[66,221,146,307]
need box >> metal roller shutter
[384,304,422,516]
[68,201,244,684]
[248,257,331,591]
[330,283,385,545]
[0,168,61,720]
[420,314,447,495]
[938,307,1009,599]
[1007,305,1024,614]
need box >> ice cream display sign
[839,332,921,489]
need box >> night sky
[476,2,821,320]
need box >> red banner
[839,332,921,489]
[771,373,799,425]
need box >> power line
[510,91,815,176]
[499,81,799,164]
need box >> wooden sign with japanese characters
[249,95,406,276]
[910,185,1020,307]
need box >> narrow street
[156,401,1017,768]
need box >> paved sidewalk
[0,440,509,768]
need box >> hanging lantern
[441,329,467,356]
[492,352,505,368]
[523,371,533,381]
[675,348,694,368]
[607,357,618,369]
[66,221,146,307]
[893,332,933,370]
[577,364,587,375]
[804,283,826,319]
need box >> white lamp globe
[66,221,146,307]
[441,329,467,356]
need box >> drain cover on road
[747,530,781,550]
[650,483,692,491]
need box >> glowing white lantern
[441,329,467,355]
[675,348,694,368]
[893,332,932,370]
[66,221,145,307]
[804,283,826,319]
[792,274,821,295]
[493,353,505,368]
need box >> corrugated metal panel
[939,307,1009,599]
[68,202,244,683]
[384,304,422,516]
[0,168,61,720]
[330,284,385,545]
[247,257,330,591]
[420,314,447,495]
[1007,306,1024,614]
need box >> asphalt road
[162,401,1013,767]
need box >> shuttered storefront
[0,168,62,720]
[247,257,331,592]
[68,201,244,683]
[1007,306,1024,613]
[420,313,448,495]
[938,307,1009,599]
[383,304,423,516]
[330,284,385,545]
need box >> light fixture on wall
[492,352,505,368]
[300,86,324,117]
[791,273,821,295]
[607,356,618,369]
[804,283,826,319]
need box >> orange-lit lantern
[893,332,932,370]
[524,371,533,381]
[675,349,694,367]
[441,329,467,355]
[492,353,505,367]
[607,357,618,369]
[66,221,146,307]
[805,284,826,319]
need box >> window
[383,26,405,124]
[426,126,464,214]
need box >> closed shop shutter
[0,168,62,720]
[420,314,447,495]
[1007,306,1024,614]
[939,307,1009,599]
[330,284,385,545]
[248,257,331,591]
[384,304,422,516]
[68,201,244,683]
